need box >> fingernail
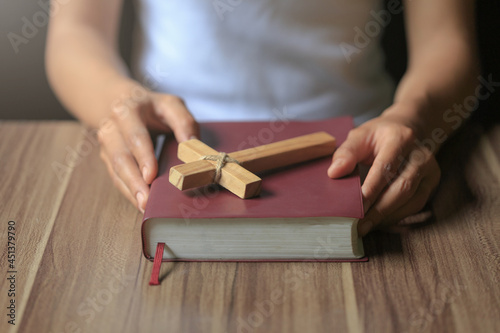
[189,135,198,140]
[136,192,145,214]
[358,220,373,237]
[142,166,148,180]
[328,159,343,175]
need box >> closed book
[142,117,365,262]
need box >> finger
[358,149,431,236]
[141,103,171,133]
[100,150,138,206]
[327,128,372,178]
[98,123,150,212]
[112,101,158,184]
[398,210,433,226]
[102,151,150,213]
[101,148,149,213]
[381,167,440,226]
[153,95,200,142]
[360,141,412,212]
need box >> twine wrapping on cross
[201,152,241,184]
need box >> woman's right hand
[97,86,199,213]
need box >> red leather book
[142,117,366,268]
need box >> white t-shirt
[132,0,395,125]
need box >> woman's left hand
[327,105,441,236]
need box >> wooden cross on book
[169,131,336,198]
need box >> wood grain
[1,120,499,333]
[0,121,83,333]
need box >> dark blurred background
[0,0,498,121]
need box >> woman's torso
[133,0,395,125]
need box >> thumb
[327,129,371,178]
[153,94,200,142]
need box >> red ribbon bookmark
[149,243,165,286]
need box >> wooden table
[1,119,499,333]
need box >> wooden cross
[169,132,336,199]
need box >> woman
[45,0,478,236]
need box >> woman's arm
[328,0,479,235]
[46,0,199,212]
[392,0,478,139]
[46,0,131,127]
